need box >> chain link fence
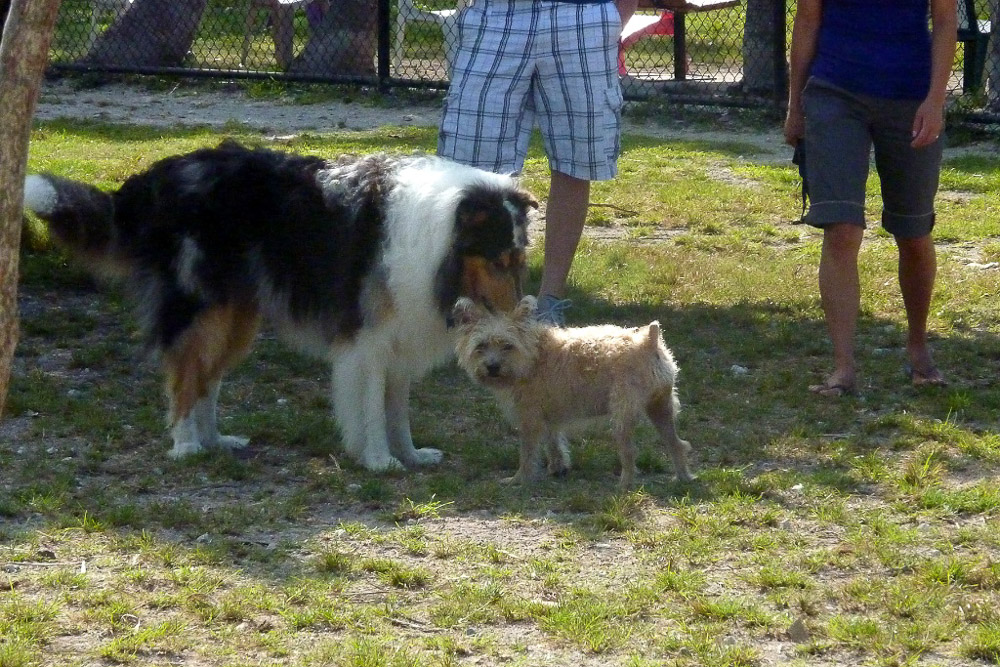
[45,0,1000,120]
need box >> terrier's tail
[24,173,127,277]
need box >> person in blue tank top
[784,0,957,396]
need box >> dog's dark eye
[475,342,488,353]
[502,343,515,352]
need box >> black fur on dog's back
[27,141,399,350]
[118,142,390,347]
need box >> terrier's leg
[545,431,571,477]
[503,419,545,485]
[612,415,640,488]
[646,388,694,482]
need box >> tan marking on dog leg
[646,389,694,482]
[214,305,261,376]
[163,304,261,457]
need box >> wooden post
[988,0,1000,109]
[0,0,62,417]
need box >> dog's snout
[485,362,502,377]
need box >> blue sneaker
[535,294,572,327]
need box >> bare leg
[538,170,590,299]
[896,233,945,385]
[814,223,864,395]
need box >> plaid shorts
[437,0,623,181]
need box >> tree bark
[288,0,376,77]
[84,0,208,68]
[742,0,783,95]
[988,0,1000,109]
[0,0,62,418]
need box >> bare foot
[809,372,857,397]
[905,364,948,387]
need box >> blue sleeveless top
[809,0,932,100]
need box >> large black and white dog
[23,141,535,471]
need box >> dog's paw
[501,470,540,485]
[406,447,444,467]
[545,434,571,477]
[358,453,406,473]
[547,461,570,477]
[675,470,697,483]
[215,434,250,450]
[168,441,203,459]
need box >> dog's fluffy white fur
[454,296,694,487]
[24,142,535,471]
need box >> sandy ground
[33,78,791,154]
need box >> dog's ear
[507,188,539,212]
[513,295,536,321]
[452,297,483,326]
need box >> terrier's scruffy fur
[453,296,694,487]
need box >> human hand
[783,106,804,147]
[911,98,944,148]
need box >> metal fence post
[377,0,391,89]
[773,0,788,108]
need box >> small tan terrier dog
[453,296,694,487]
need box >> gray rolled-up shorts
[801,77,942,239]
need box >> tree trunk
[0,0,62,418]
[988,0,1000,110]
[84,0,208,68]
[288,0,375,77]
[742,0,783,95]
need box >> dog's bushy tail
[646,321,663,349]
[24,173,126,277]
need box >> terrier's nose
[485,362,501,377]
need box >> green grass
[5,105,1000,665]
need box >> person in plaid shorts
[438,0,637,326]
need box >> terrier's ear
[452,297,483,326]
[513,295,537,321]
[508,188,539,211]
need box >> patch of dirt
[35,79,445,133]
